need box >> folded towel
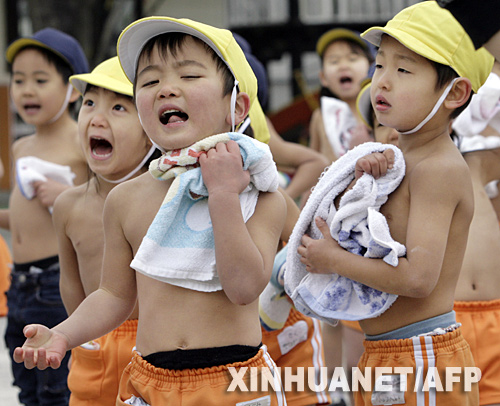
[130,132,279,292]
[284,142,406,325]
[459,134,500,154]
[16,156,76,212]
[453,72,500,137]
[321,96,357,157]
[259,245,292,331]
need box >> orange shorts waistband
[454,298,500,312]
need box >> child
[4,27,89,405]
[290,2,493,404]
[52,56,157,405]
[13,17,287,406]
[309,28,374,163]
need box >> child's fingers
[315,217,330,238]
[13,347,25,363]
[383,148,395,169]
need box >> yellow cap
[316,28,369,57]
[361,1,493,93]
[116,16,269,143]
[70,56,133,97]
[356,79,373,129]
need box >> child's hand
[297,217,339,274]
[13,324,69,370]
[199,140,250,195]
[33,179,71,208]
[355,149,395,180]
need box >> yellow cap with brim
[316,28,369,57]
[361,1,493,94]
[116,16,269,143]
[356,79,373,129]
[70,56,133,97]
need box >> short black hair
[432,61,472,119]
[135,32,234,97]
[321,39,374,65]
[9,45,73,83]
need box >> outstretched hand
[355,149,395,180]
[297,217,339,274]
[13,324,69,370]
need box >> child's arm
[299,157,462,298]
[0,209,9,230]
[33,179,72,209]
[201,141,286,305]
[13,187,137,369]
[52,191,86,315]
[267,118,329,203]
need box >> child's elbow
[405,275,436,298]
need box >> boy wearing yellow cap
[296,2,493,405]
[52,56,157,406]
[12,17,287,406]
[3,27,89,405]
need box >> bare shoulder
[53,183,91,222]
[11,134,35,157]
[409,150,472,206]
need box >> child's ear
[319,70,328,88]
[69,86,81,103]
[229,92,251,127]
[444,78,472,110]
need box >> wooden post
[0,85,12,191]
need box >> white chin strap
[230,80,239,132]
[48,84,74,124]
[237,116,251,134]
[399,78,458,135]
[98,144,157,184]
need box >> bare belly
[134,273,262,356]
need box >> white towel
[131,133,279,292]
[284,142,406,325]
[321,96,357,158]
[453,72,500,137]
[16,156,76,212]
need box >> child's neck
[34,111,76,138]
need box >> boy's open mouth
[90,137,113,157]
[339,75,352,84]
[23,103,41,113]
[160,109,189,125]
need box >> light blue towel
[284,142,406,325]
[131,132,279,292]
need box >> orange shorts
[263,308,330,405]
[68,319,138,406]
[340,319,363,333]
[117,345,287,406]
[355,328,479,406]
[455,299,500,406]
[0,235,12,317]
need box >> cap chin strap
[237,117,251,134]
[230,80,239,132]
[48,84,74,124]
[98,144,157,184]
[399,78,458,135]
